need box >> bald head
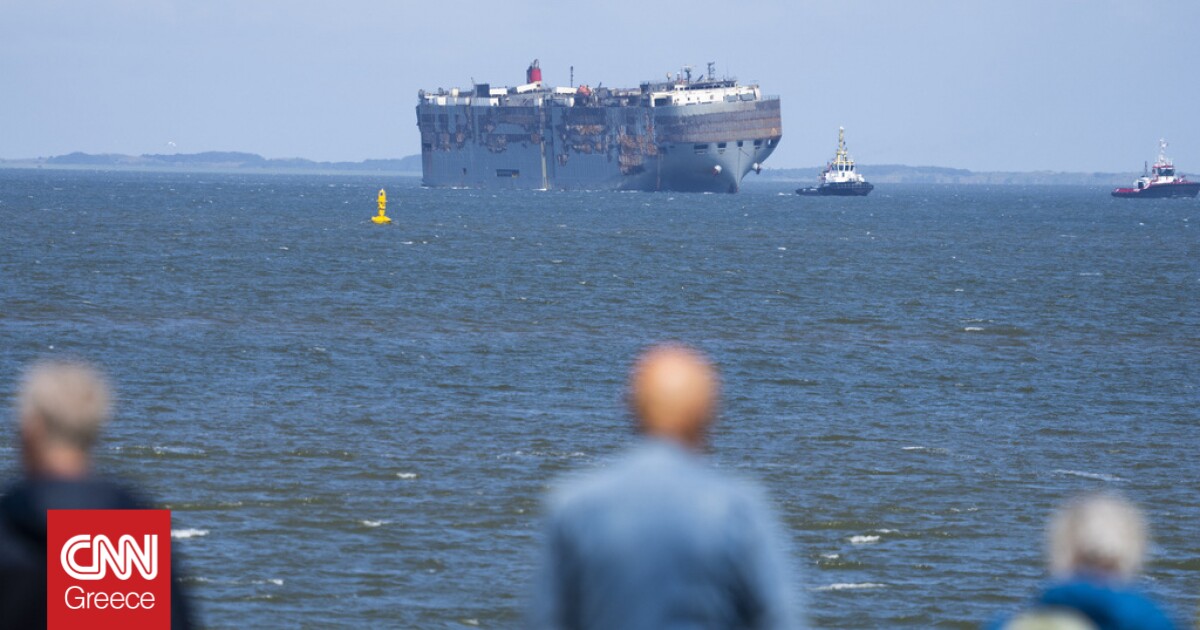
[17,360,111,477]
[629,345,718,449]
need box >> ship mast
[1158,138,1169,165]
[834,126,852,168]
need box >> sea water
[1,170,1196,627]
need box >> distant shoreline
[0,151,422,177]
[0,151,1137,186]
[0,162,422,178]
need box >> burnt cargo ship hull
[417,72,782,193]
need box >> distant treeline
[2,151,423,173]
[763,164,1134,186]
[3,152,1138,185]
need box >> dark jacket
[0,477,194,629]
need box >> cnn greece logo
[60,534,158,581]
[48,509,171,627]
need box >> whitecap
[815,582,887,591]
[901,446,927,451]
[396,472,418,479]
[820,553,840,559]
[1054,469,1124,482]
[875,529,899,534]
[849,535,880,544]
[963,326,985,332]
[360,520,386,528]
[152,446,206,456]
[171,529,209,539]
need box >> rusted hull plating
[417,99,782,193]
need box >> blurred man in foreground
[994,493,1176,630]
[532,344,796,629]
[0,360,194,628]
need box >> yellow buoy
[372,188,391,224]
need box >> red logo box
[47,509,172,630]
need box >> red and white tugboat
[1112,139,1199,198]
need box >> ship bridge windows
[753,139,763,148]
[654,97,671,107]
[1158,167,1175,177]
[717,142,727,154]
[693,144,709,155]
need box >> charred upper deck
[416,62,783,192]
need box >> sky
[2,0,1198,171]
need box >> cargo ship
[1111,139,1199,198]
[416,61,782,193]
[796,127,873,196]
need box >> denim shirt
[531,440,797,630]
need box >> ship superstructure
[1112,139,1200,198]
[416,61,782,193]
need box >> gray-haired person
[991,492,1177,630]
[0,361,195,628]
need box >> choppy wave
[1054,469,1125,482]
[901,446,943,452]
[849,535,880,544]
[171,529,209,539]
[114,445,207,457]
[815,583,888,591]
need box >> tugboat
[797,127,874,196]
[1112,139,1199,198]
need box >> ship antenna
[707,61,715,81]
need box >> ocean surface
[1,169,1196,628]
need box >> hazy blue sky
[3,0,1197,171]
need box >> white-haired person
[991,492,1177,630]
[0,360,195,628]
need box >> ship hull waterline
[796,182,874,197]
[1111,182,1200,198]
